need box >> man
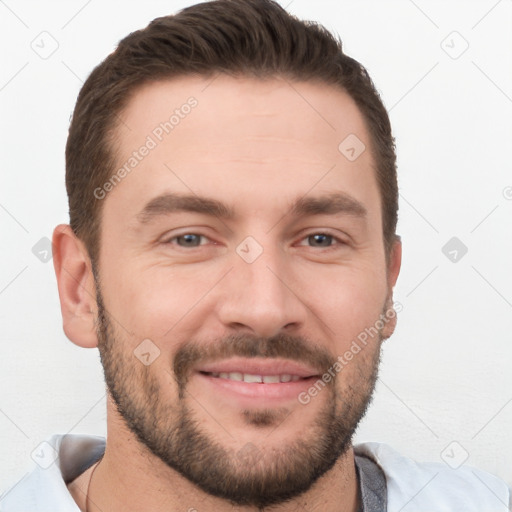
[1,0,510,511]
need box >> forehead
[116,75,371,157]
[104,75,380,226]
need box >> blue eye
[175,234,204,247]
[307,234,333,247]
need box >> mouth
[193,358,322,403]
[201,371,306,383]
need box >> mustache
[173,333,336,388]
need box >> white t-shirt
[1,434,510,511]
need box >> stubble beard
[94,280,382,509]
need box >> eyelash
[296,233,346,249]
[163,231,347,249]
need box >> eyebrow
[135,191,367,225]
[136,193,234,224]
[291,192,367,218]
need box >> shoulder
[354,442,511,512]
[0,434,105,512]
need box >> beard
[93,276,383,509]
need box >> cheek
[296,263,388,343]
[102,263,222,340]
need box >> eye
[170,233,207,247]
[305,233,334,247]
[298,231,346,249]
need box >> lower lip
[195,372,319,403]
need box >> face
[93,76,399,507]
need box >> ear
[381,236,402,340]
[52,224,98,348]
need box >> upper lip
[196,357,321,378]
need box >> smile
[193,358,322,402]
[202,372,303,383]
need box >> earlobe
[52,224,98,348]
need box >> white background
[1,0,511,496]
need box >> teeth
[209,372,304,383]
[244,373,263,383]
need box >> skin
[54,75,401,512]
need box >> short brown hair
[66,0,398,266]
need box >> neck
[83,402,360,512]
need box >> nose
[216,245,307,338]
